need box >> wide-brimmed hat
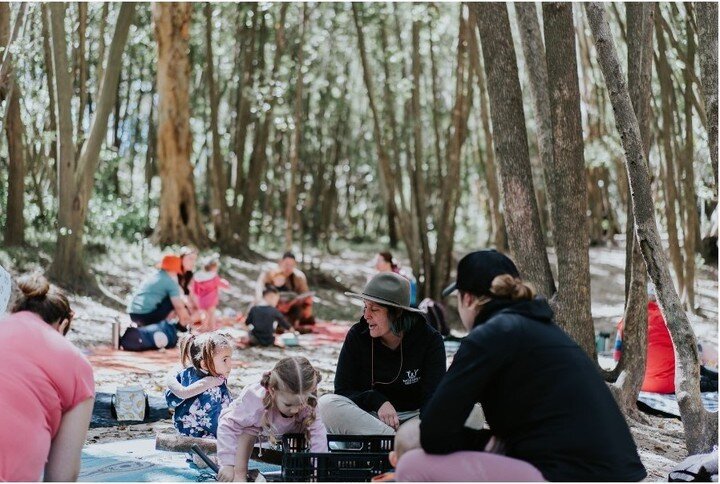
[345,272,424,313]
[442,249,520,297]
[156,255,183,274]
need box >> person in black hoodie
[318,272,446,435]
[395,250,647,482]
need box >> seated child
[244,286,295,347]
[166,333,234,438]
[190,254,231,332]
[217,356,327,482]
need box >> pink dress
[217,382,327,466]
[0,311,95,481]
[191,271,230,310]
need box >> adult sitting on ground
[318,272,446,435]
[614,283,718,393]
[0,274,95,481]
[255,252,315,329]
[396,250,646,481]
[127,255,194,328]
[374,252,417,307]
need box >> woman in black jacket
[395,250,646,481]
[318,272,446,435]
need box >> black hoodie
[420,298,647,482]
[334,315,446,413]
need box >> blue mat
[80,438,281,482]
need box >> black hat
[442,250,520,298]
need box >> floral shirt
[165,367,232,438]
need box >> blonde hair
[462,275,536,313]
[260,356,322,448]
[179,332,232,377]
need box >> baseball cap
[442,249,520,298]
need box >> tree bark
[95,2,109,102]
[542,3,594,358]
[586,2,717,454]
[284,4,307,252]
[41,4,58,178]
[695,3,718,190]
[204,2,230,246]
[152,2,208,247]
[471,2,555,299]
[655,13,685,296]
[48,2,136,289]
[514,3,556,240]
[76,2,87,143]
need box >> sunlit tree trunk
[471,2,555,299]
[695,3,718,190]
[152,2,207,247]
[586,2,717,454]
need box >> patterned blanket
[637,391,718,418]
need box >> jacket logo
[403,369,420,385]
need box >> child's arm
[218,277,231,291]
[305,411,329,453]
[217,433,255,482]
[275,309,293,332]
[166,373,225,400]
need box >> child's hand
[207,375,226,387]
[217,465,235,482]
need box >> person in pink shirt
[0,274,95,481]
[217,356,327,482]
[190,254,230,332]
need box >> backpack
[419,298,450,337]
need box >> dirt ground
[4,240,717,481]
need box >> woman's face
[374,255,391,273]
[363,301,392,339]
[182,252,197,271]
[457,292,476,331]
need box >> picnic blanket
[90,392,170,428]
[637,391,718,419]
[79,438,281,482]
[86,346,183,375]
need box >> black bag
[419,298,450,337]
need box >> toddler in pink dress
[190,254,230,332]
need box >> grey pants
[318,393,420,435]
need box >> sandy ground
[4,240,717,481]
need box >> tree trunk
[204,2,230,246]
[542,3,594,357]
[514,3,556,241]
[681,11,699,313]
[284,4,307,252]
[48,2,136,290]
[467,19,507,253]
[152,2,208,248]
[695,3,718,190]
[41,4,58,179]
[0,3,24,246]
[95,2,109,102]
[655,13,685,295]
[471,3,555,299]
[76,2,87,143]
[586,2,717,454]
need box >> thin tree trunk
[467,11,507,252]
[76,2,87,142]
[656,13,685,295]
[681,10,699,313]
[204,2,230,246]
[514,3,556,241]
[152,2,207,247]
[586,2,717,454]
[41,4,58,178]
[695,3,718,190]
[542,3,594,357]
[284,4,307,252]
[95,2,108,102]
[471,3,555,299]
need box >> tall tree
[586,2,718,454]
[284,4,308,251]
[47,2,136,289]
[694,3,718,189]
[1,3,26,246]
[470,2,555,299]
[152,2,208,247]
[542,3,595,358]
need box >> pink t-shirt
[217,382,327,466]
[0,311,95,481]
[191,272,230,310]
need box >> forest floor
[2,239,717,481]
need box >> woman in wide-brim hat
[317,272,446,435]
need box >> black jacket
[334,315,446,413]
[247,305,292,346]
[420,298,646,482]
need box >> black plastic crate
[280,434,394,482]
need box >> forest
[0,0,717,471]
